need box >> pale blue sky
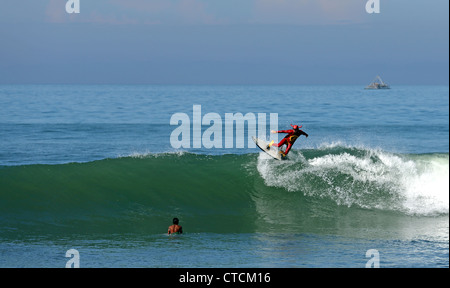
[0,0,448,84]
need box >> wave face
[0,147,448,235]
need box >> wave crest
[257,147,449,216]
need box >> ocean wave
[0,147,448,235]
[257,147,449,216]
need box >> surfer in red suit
[268,124,308,157]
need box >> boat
[365,76,390,89]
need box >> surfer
[268,124,308,157]
[168,218,183,235]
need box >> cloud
[109,0,227,25]
[45,0,67,23]
[250,0,366,25]
[45,0,144,24]
[43,0,366,25]
[108,0,367,25]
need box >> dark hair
[173,218,179,225]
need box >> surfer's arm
[271,130,293,134]
[300,130,309,138]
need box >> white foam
[256,147,449,216]
[401,155,449,216]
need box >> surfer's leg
[273,138,287,147]
[283,143,293,155]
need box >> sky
[0,0,448,85]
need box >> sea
[0,85,448,268]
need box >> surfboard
[252,136,284,160]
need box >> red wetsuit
[273,128,308,156]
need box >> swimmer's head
[173,218,179,225]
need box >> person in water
[268,124,308,157]
[168,218,183,235]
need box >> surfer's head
[291,124,302,130]
[173,218,179,225]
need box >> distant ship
[365,76,390,89]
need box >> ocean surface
[0,85,448,268]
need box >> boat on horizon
[365,76,390,89]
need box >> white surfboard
[252,136,284,160]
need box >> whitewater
[257,145,449,216]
